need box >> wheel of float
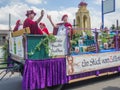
[19,64,24,76]
[46,85,64,90]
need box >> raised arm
[36,10,44,23]
[47,15,58,28]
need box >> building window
[0,35,6,46]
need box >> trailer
[1,27,120,90]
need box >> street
[63,73,120,90]
[0,72,22,90]
[0,72,120,90]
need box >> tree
[111,24,115,30]
[110,24,120,30]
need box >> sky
[0,0,120,32]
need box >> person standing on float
[47,14,72,55]
[23,10,44,34]
[39,22,50,35]
[47,14,72,38]
[13,20,23,32]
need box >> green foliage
[111,24,116,30]
[2,43,8,62]
[100,32,109,43]
[71,33,81,45]
[28,35,56,56]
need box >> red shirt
[38,28,50,35]
[23,18,43,34]
[41,28,50,35]
[13,24,20,32]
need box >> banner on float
[9,38,14,54]
[49,35,67,56]
[66,51,120,75]
[9,36,24,58]
[16,36,24,57]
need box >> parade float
[8,24,120,90]
[1,1,120,90]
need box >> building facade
[0,30,10,59]
[0,30,10,45]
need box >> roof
[0,30,10,34]
[78,1,88,7]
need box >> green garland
[27,35,56,56]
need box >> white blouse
[57,24,66,35]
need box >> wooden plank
[69,70,120,83]
[99,72,108,76]
[69,75,97,83]
[69,72,109,83]
[108,71,118,75]
[12,27,30,37]
[54,55,65,58]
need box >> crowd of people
[13,10,72,36]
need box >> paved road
[0,72,120,90]
[0,72,22,90]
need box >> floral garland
[27,35,56,56]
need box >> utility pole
[8,13,12,39]
[116,20,119,30]
[73,19,76,28]
[9,13,11,31]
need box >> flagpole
[9,13,12,38]
[9,13,11,31]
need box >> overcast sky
[0,0,120,32]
